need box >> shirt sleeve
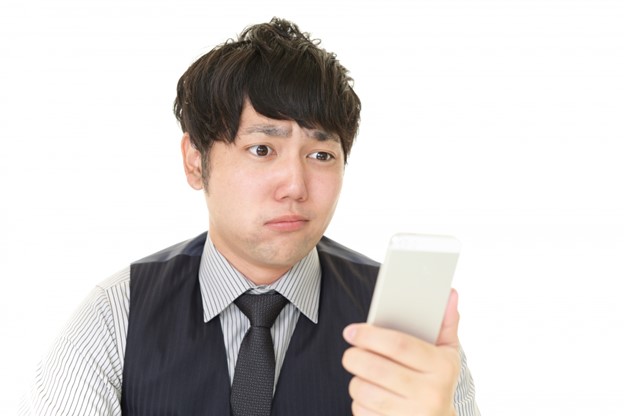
[454,345,481,416]
[19,269,130,416]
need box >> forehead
[239,102,340,143]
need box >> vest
[121,233,379,415]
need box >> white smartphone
[366,233,461,344]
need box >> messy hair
[174,17,361,164]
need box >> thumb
[436,288,460,348]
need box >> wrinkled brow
[243,124,339,142]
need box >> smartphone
[366,233,461,344]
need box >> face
[183,102,345,284]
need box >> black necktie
[230,292,288,416]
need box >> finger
[352,401,385,416]
[343,323,438,372]
[349,376,413,416]
[436,288,460,348]
[342,346,422,398]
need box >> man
[21,18,479,415]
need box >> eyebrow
[243,124,339,142]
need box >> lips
[265,214,309,231]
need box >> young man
[21,18,479,415]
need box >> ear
[181,133,204,190]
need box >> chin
[259,242,314,268]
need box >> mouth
[265,215,309,232]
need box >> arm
[20,280,127,416]
[342,289,479,416]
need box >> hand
[342,289,461,416]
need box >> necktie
[230,292,288,416]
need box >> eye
[308,151,334,161]
[248,145,274,157]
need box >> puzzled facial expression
[202,102,345,284]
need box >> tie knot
[234,292,288,328]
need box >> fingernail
[343,324,356,342]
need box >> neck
[237,264,289,286]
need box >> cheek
[311,172,343,210]
[210,166,269,216]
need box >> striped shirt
[200,240,321,386]
[19,237,479,415]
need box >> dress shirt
[199,238,321,385]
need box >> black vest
[121,233,379,415]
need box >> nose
[274,155,308,202]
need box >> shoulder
[22,268,132,415]
[317,236,379,268]
[315,236,379,317]
[133,232,207,264]
[91,267,131,327]
[317,236,380,290]
[97,266,130,292]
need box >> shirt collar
[198,236,321,324]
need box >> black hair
[174,17,361,165]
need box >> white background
[1,0,623,414]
